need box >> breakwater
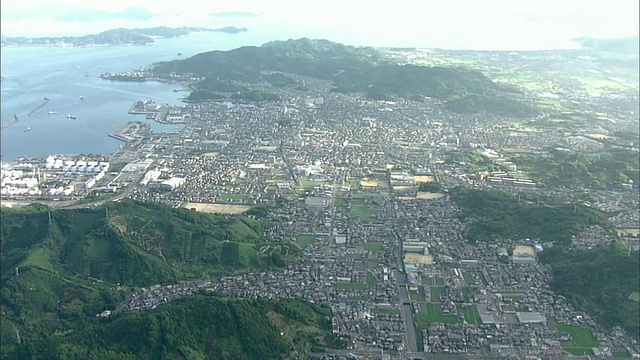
[27,98,49,116]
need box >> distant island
[0,26,248,47]
[573,34,639,55]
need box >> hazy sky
[1,0,638,49]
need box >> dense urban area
[2,42,639,360]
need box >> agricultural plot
[458,305,483,325]
[417,303,458,326]
[429,286,447,302]
[422,276,445,286]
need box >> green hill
[449,187,609,244]
[540,243,640,339]
[2,293,337,359]
[153,38,388,82]
[1,200,280,287]
[0,201,320,359]
[152,38,536,116]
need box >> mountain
[573,35,639,55]
[153,38,537,117]
[0,26,248,47]
[153,38,389,81]
[0,201,314,358]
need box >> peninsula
[0,26,249,47]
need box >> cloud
[55,7,158,22]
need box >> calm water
[0,27,299,161]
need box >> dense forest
[2,293,338,359]
[540,243,640,339]
[449,187,609,244]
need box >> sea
[0,26,308,162]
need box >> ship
[23,127,31,132]
[48,111,57,115]
[67,114,76,120]
[79,96,84,100]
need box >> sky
[1,0,638,50]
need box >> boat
[79,96,84,100]
[43,97,49,101]
[48,111,57,115]
[84,73,89,77]
[23,127,31,132]
[67,115,76,120]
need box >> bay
[0,26,297,161]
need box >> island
[0,26,249,47]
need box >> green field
[364,242,383,252]
[350,202,382,222]
[366,272,378,285]
[479,272,488,286]
[457,304,482,325]
[299,180,328,189]
[371,308,401,316]
[336,283,369,291]
[557,324,598,355]
[417,303,458,326]
[410,287,427,302]
[613,351,632,358]
[429,286,447,302]
[422,276,444,286]
[294,234,315,248]
[462,271,476,285]
[366,260,380,269]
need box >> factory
[1,155,110,200]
